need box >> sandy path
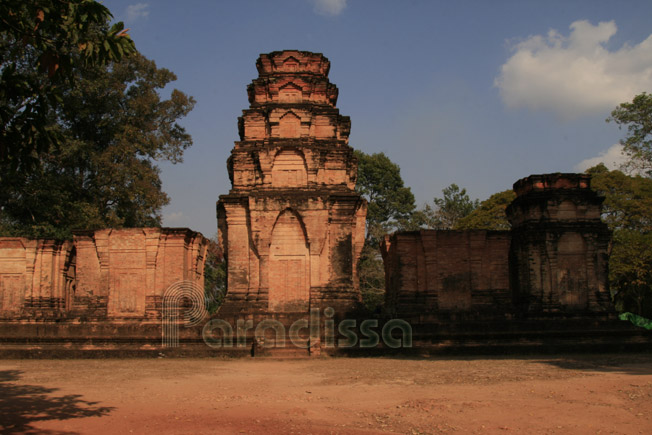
[1,354,651,434]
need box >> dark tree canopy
[431,184,479,229]
[586,164,652,317]
[354,150,417,312]
[354,150,416,243]
[203,235,226,314]
[609,229,652,317]
[0,0,136,173]
[587,163,652,231]
[408,184,481,230]
[455,189,515,230]
[0,52,195,239]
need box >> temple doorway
[268,210,310,312]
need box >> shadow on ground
[532,354,652,375]
[0,370,114,434]
[337,352,652,376]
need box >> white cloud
[495,20,652,119]
[126,3,149,22]
[574,144,628,172]
[312,0,347,16]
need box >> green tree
[587,164,652,231]
[399,184,482,231]
[607,92,652,176]
[1,0,136,174]
[609,229,652,317]
[402,203,438,231]
[357,244,386,312]
[354,150,416,244]
[354,150,417,311]
[587,164,652,317]
[0,52,195,239]
[429,184,479,229]
[455,190,515,230]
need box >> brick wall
[381,230,511,319]
[382,173,613,321]
[0,228,206,320]
[0,239,73,318]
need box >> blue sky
[103,0,652,237]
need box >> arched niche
[557,232,588,309]
[272,150,308,188]
[282,56,299,71]
[279,83,302,103]
[268,209,310,312]
[279,112,301,138]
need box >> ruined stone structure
[382,230,511,319]
[0,239,74,317]
[73,228,206,319]
[1,51,647,356]
[0,228,208,356]
[382,173,612,321]
[217,51,367,319]
[0,228,206,320]
[508,173,611,314]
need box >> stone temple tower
[217,51,367,320]
[507,173,612,314]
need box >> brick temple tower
[507,173,612,314]
[217,51,367,320]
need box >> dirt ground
[1,354,651,434]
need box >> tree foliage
[430,184,479,229]
[0,52,195,239]
[407,184,480,230]
[203,236,226,314]
[455,190,515,230]
[0,0,136,174]
[587,164,652,317]
[354,150,417,312]
[354,150,416,244]
[607,92,652,176]
[357,244,385,312]
[587,163,652,231]
[609,229,652,317]
[401,203,437,231]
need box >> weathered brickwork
[383,173,612,320]
[217,51,367,317]
[0,228,206,320]
[382,230,512,319]
[0,239,74,318]
[0,50,633,355]
[507,173,611,314]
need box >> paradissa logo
[201,307,412,349]
[161,281,412,349]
